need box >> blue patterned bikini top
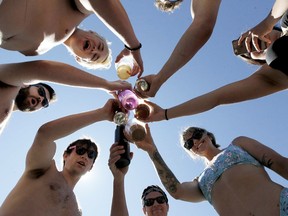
[197,143,262,204]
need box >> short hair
[35,83,57,103]
[154,0,183,12]
[64,139,98,164]
[141,185,168,207]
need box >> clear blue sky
[1,0,287,215]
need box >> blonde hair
[154,0,183,12]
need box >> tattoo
[261,153,273,168]
[150,150,180,194]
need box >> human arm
[232,136,288,180]
[239,0,288,51]
[0,60,132,92]
[133,124,205,202]
[109,143,132,216]
[138,65,288,122]
[136,0,221,98]
[25,98,119,173]
[79,0,143,75]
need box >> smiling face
[66,29,110,66]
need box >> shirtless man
[0,0,143,74]
[0,98,118,216]
[0,60,132,135]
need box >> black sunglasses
[144,196,167,207]
[70,146,97,159]
[184,128,206,150]
[36,85,49,108]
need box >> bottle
[115,125,131,168]
[113,110,129,125]
[117,89,139,111]
[115,55,134,80]
[135,78,150,92]
[135,103,151,121]
[125,118,146,142]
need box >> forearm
[91,0,140,48]
[110,177,129,216]
[37,108,107,142]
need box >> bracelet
[124,43,142,51]
[164,109,169,121]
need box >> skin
[0,60,132,134]
[109,144,168,216]
[0,0,143,74]
[133,124,288,215]
[0,98,119,216]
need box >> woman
[133,124,288,215]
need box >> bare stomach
[211,164,283,216]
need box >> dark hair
[154,0,183,12]
[182,127,220,148]
[141,185,168,206]
[35,83,56,102]
[64,139,98,165]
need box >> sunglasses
[184,128,207,150]
[144,196,167,207]
[69,146,97,159]
[36,85,49,108]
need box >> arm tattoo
[261,153,274,168]
[150,150,180,194]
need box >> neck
[61,170,81,190]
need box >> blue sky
[1,0,287,215]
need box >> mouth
[77,161,86,167]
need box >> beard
[15,87,34,112]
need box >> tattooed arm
[133,124,205,202]
[233,136,288,180]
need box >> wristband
[124,43,142,51]
[164,109,169,121]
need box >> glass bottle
[125,118,146,142]
[113,110,129,125]
[115,125,131,168]
[117,89,139,111]
[115,55,134,80]
[135,103,151,121]
[135,78,150,92]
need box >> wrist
[124,43,142,51]
[164,109,169,121]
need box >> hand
[134,100,165,123]
[101,98,123,122]
[133,74,161,99]
[107,80,132,92]
[115,48,144,77]
[108,143,133,178]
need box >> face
[183,129,210,156]
[64,145,97,174]
[15,85,50,112]
[142,192,169,216]
[68,29,109,64]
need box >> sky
[1,0,288,215]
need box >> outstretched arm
[233,136,288,180]
[109,143,131,216]
[138,0,221,98]
[80,0,143,75]
[133,124,205,202]
[25,99,118,173]
[141,64,288,122]
[0,60,131,92]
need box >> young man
[0,0,143,74]
[0,98,119,215]
[109,143,169,216]
[0,60,131,134]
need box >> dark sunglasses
[70,146,97,159]
[36,85,49,108]
[144,196,167,207]
[184,128,206,150]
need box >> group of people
[1,0,288,215]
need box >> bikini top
[197,143,262,204]
[281,10,288,35]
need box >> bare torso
[0,0,90,55]
[0,161,82,216]
[211,164,283,216]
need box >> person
[108,143,169,216]
[0,60,132,134]
[0,98,120,215]
[133,124,288,215]
[0,0,143,75]
[134,0,287,98]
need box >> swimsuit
[197,143,262,204]
[280,187,288,216]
